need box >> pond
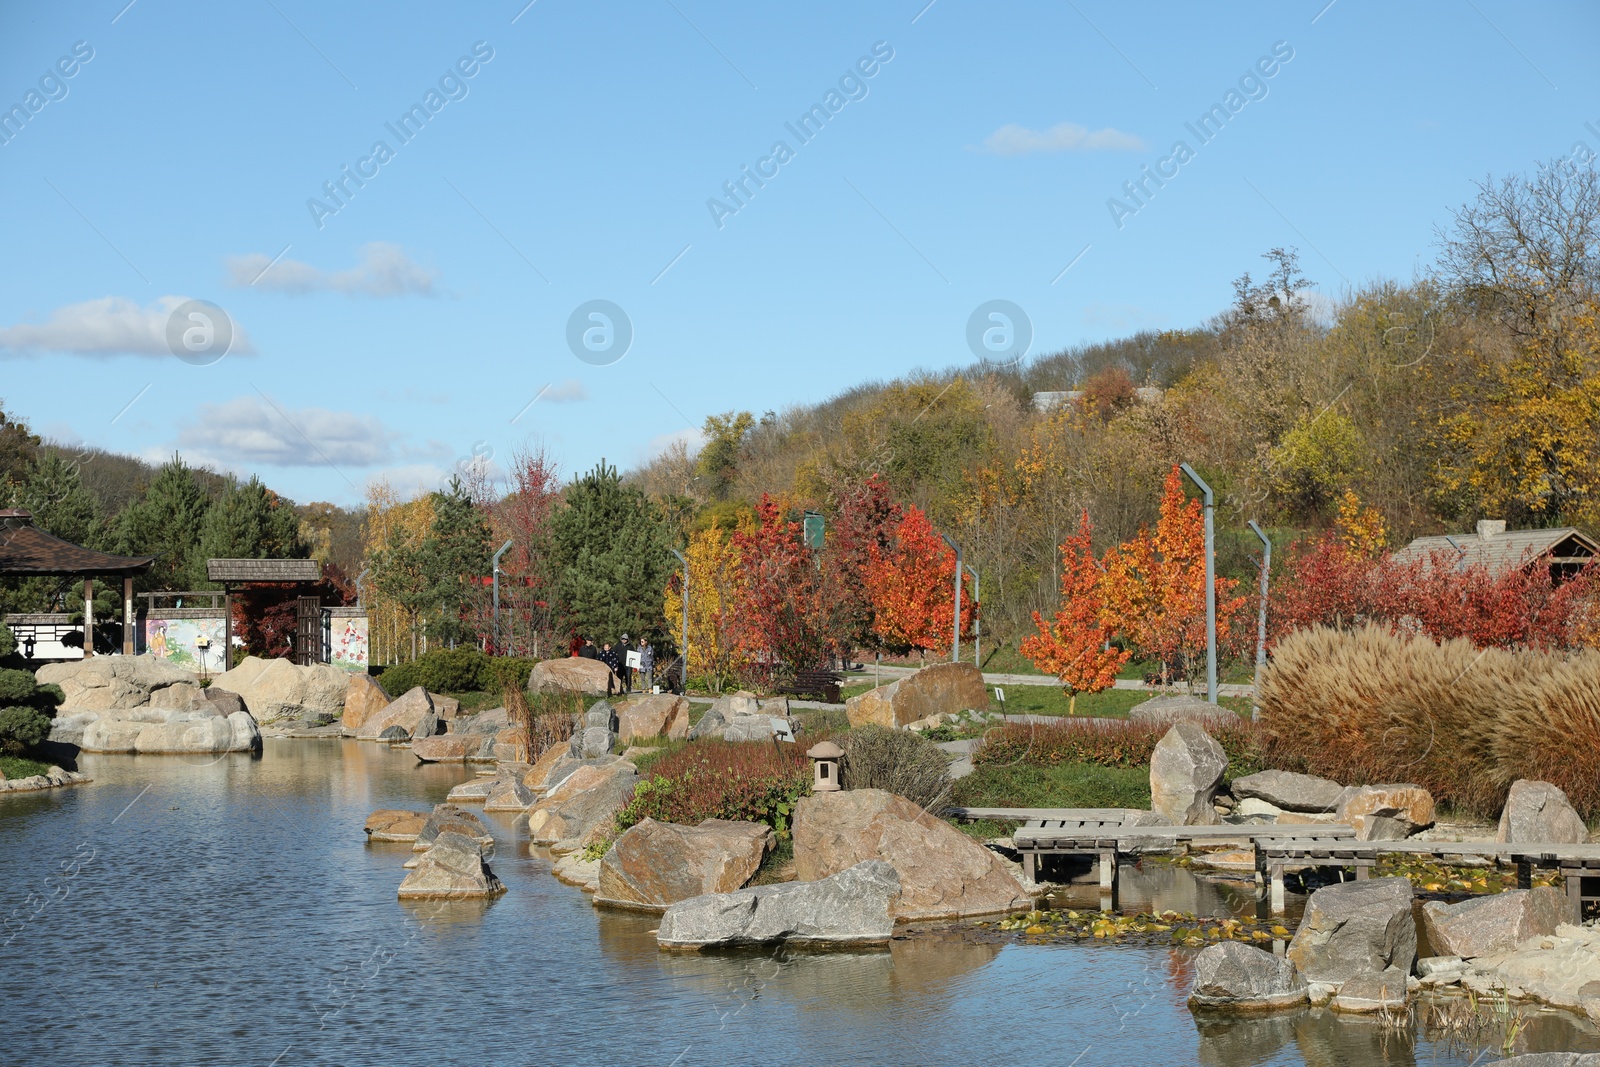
[2,739,1595,1066]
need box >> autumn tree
[864,504,975,662]
[821,474,903,654]
[664,520,748,690]
[1021,510,1129,714]
[493,442,563,656]
[1100,466,1245,685]
[729,495,829,682]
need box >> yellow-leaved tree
[664,521,748,692]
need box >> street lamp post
[670,548,688,691]
[964,563,980,667]
[491,540,513,655]
[937,532,962,663]
[1179,463,1217,705]
[1247,520,1271,723]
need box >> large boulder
[596,818,773,911]
[1497,780,1588,845]
[1187,941,1309,1012]
[792,788,1031,921]
[210,655,348,723]
[356,687,436,740]
[657,860,899,948]
[1337,784,1435,840]
[1150,722,1227,825]
[1421,887,1568,959]
[526,762,639,853]
[570,724,616,759]
[1130,695,1238,730]
[364,809,428,842]
[483,773,535,813]
[525,744,575,792]
[397,831,506,899]
[342,674,391,731]
[37,655,201,712]
[844,663,989,729]
[411,734,496,763]
[412,803,494,852]
[687,692,784,740]
[79,705,260,755]
[528,657,620,696]
[616,695,691,741]
[1232,770,1345,814]
[1286,877,1417,985]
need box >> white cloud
[226,242,436,297]
[0,296,255,358]
[543,379,587,403]
[364,465,451,502]
[178,396,395,468]
[980,122,1145,156]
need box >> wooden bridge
[947,807,1600,918]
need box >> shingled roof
[0,510,155,576]
[1392,522,1600,576]
[206,558,322,583]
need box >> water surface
[2,740,1594,1066]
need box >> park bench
[776,668,842,704]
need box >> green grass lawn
[841,680,1253,721]
[951,761,1152,810]
[1,755,51,779]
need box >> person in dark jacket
[597,642,620,695]
[639,640,655,692]
[578,638,598,660]
[618,633,633,694]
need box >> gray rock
[1360,815,1410,841]
[1331,967,1409,1012]
[1498,780,1588,845]
[1232,769,1345,813]
[1287,877,1416,985]
[396,831,506,899]
[414,708,442,740]
[1187,941,1308,1012]
[378,725,410,742]
[202,687,247,717]
[569,725,616,759]
[1130,695,1238,730]
[483,775,535,812]
[78,706,261,755]
[1416,955,1464,977]
[585,700,618,730]
[47,710,100,747]
[722,713,780,742]
[37,655,201,712]
[1150,722,1227,825]
[456,707,510,736]
[413,803,494,852]
[656,860,899,948]
[1421,887,1568,959]
[1479,1058,1600,1067]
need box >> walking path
[846,663,1254,696]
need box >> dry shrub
[840,725,951,811]
[616,739,810,838]
[515,685,580,761]
[974,718,1266,775]
[1259,624,1600,819]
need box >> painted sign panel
[328,614,368,672]
[145,617,227,673]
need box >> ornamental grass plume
[840,725,951,811]
[1259,624,1600,820]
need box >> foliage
[551,461,672,646]
[864,504,975,657]
[375,647,531,694]
[0,705,52,756]
[664,522,748,690]
[231,564,353,660]
[819,474,903,652]
[491,442,563,656]
[486,656,539,695]
[839,725,951,811]
[696,411,755,501]
[0,668,39,703]
[519,686,582,760]
[1021,510,1129,713]
[729,495,831,681]
[975,717,1261,776]
[1259,624,1600,819]
[1100,466,1247,683]
[197,476,306,565]
[426,477,494,647]
[614,739,810,839]
[113,454,214,592]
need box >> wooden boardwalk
[948,807,1600,917]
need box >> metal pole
[491,539,512,655]
[938,532,962,663]
[1179,464,1217,705]
[1248,520,1271,723]
[671,549,688,688]
[964,563,980,667]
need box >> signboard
[802,511,825,550]
[625,650,642,669]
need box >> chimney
[1476,519,1506,540]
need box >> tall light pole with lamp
[1179,463,1217,705]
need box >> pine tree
[425,477,493,647]
[115,455,213,591]
[551,461,671,644]
[198,477,305,566]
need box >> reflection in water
[0,739,1593,1067]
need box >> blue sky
[1,0,1596,507]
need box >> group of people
[574,633,654,695]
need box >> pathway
[845,663,1253,696]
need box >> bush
[1259,624,1600,820]
[378,647,502,694]
[0,668,38,704]
[512,686,579,759]
[975,716,1265,779]
[840,725,951,811]
[615,740,810,839]
[0,705,52,756]
[487,656,539,695]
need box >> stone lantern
[807,740,843,793]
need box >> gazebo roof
[0,510,155,577]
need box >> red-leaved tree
[864,505,976,661]
[730,495,830,682]
[822,474,903,656]
[1022,510,1130,714]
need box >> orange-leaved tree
[864,504,976,662]
[1100,466,1245,686]
[1021,510,1129,714]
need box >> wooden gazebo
[0,509,155,656]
